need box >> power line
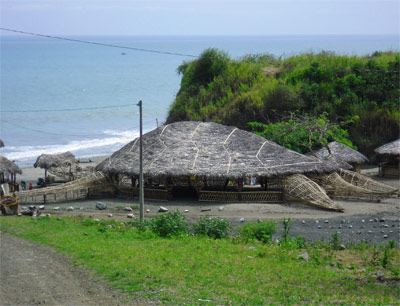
[0,28,198,58]
[0,103,137,113]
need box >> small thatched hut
[309,141,368,172]
[34,151,78,183]
[375,139,400,177]
[96,121,341,208]
[0,155,22,192]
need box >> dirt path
[0,234,151,306]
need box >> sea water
[0,35,398,167]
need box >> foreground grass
[1,216,399,305]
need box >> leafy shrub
[149,211,189,237]
[249,114,354,153]
[238,221,277,243]
[192,216,231,239]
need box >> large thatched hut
[34,151,78,183]
[309,141,368,172]
[0,155,22,192]
[375,139,400,177]
[96,121,341,207]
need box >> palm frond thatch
[0,155,22,175]
[309,141,368,167]
[96,121,341,179]
[375,139,400,156]
[33,151,78,169]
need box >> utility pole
[137,100,144,220]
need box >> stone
[67,206,74,211]
[338,225,342,229]
[80,207,84,210]
[46,214,51,217]
[361,219,365,223]
[348,225,353,229]
[302,220,306,224]
[298,252,309,261]
[93,218,100,222]
[374,218,379,222]
[84,232,88,236]
[341,219,346,224]
[53,207,60,210]
[317,225,322,229]
[368,230,372,234]
[158,206,168,213]
[379,218,386,222]
[239,218,245,223]
[369,219,373,222]
[125,207,133,212]
[127,214,134,218]
[249,246,256,250]
[338,244,346,250]
[39,205,45,210]
[184,209,189,213]
[315,220,319,224]
[383,234,388,238]
[146,209,151,213]
[383,224,389,228]
[357,231,362,234]
[96,202,107,210]
[218,206,224,211]
[108,214,113,218]
[17,213,22,217]
[324,220,329,223]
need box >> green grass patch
[1,216,399,305]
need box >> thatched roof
[96,121,341,179]
[0,139,4,148]
[375,139,400,156]
[34,151,78,169]
[0,155,22,175]
[308,141,368,167]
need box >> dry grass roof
[34,151,78,169]
[96,121,340,179]
[0,155,22,175]
[375,139,400,156]
[310,141,368,167]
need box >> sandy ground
[0,234,154,306]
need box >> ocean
[1,35,398,167]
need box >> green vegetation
[249,113,355,153]
[167,49,399,157]
[1,216,399,305]
[192,216,231,239]
[237,220,277,243]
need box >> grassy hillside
[166,49,399,157]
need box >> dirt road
[0,234,151,306]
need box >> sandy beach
[8,158,399,244]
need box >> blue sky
[1,0,399,36]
